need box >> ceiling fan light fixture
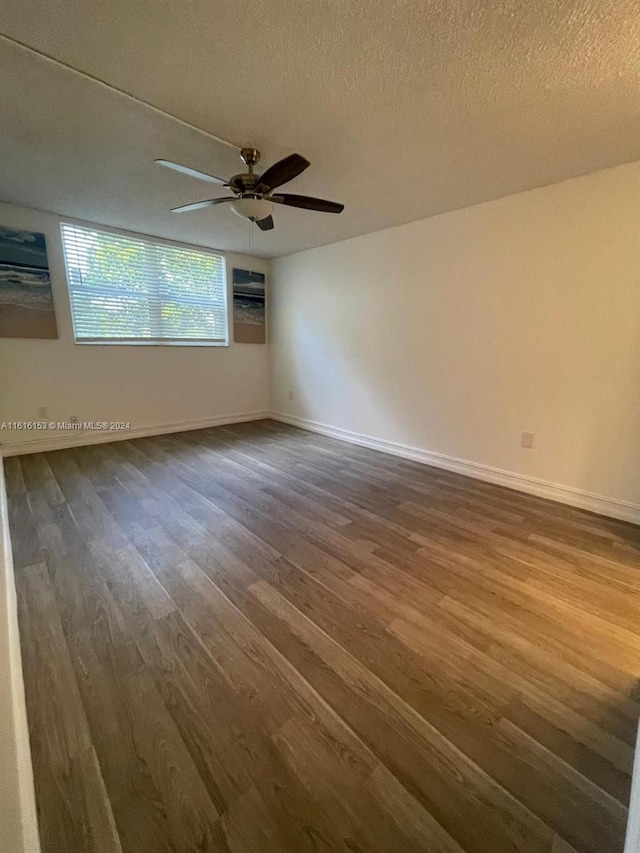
[230,197,274,222]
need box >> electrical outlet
[70,415,80,427]
[521,431,535,449]
[288,390,294,401]
[37,406,49,419]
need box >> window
[60,222,228,345]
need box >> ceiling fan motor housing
[228,172,259,192]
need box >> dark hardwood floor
[5,419,640,853]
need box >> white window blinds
[60,223,228,345]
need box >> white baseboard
[0,410,270,457]
[0,461,41,852]
[271,412,640,525]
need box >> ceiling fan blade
[171,197,235,213]
[270,193,344,213]
[156,159,227,185]
[256,154,310,192]
[255,215,274,231]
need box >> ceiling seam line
[0,30,240,151]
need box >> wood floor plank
[435,593,640,748]
[7,421,639,853]
[15,563,121,852]
[93,671,221,853]
[30,744,123,853]
[249,578,557,853]
[16,562,93,763]
[3,454,25,495]
[9,491,41,568]
[19,453,65,507]
[137,611,373,853]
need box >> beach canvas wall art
[0,226,58,339]
[232,268,265,344]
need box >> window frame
[60,219,229,347]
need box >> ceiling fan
[156,147,344,231]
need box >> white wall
[270,160,640,519]
[0,202,269,454]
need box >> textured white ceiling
[0,0,639,258]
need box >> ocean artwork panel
[0,226,58,339]
[232,267,265,344]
